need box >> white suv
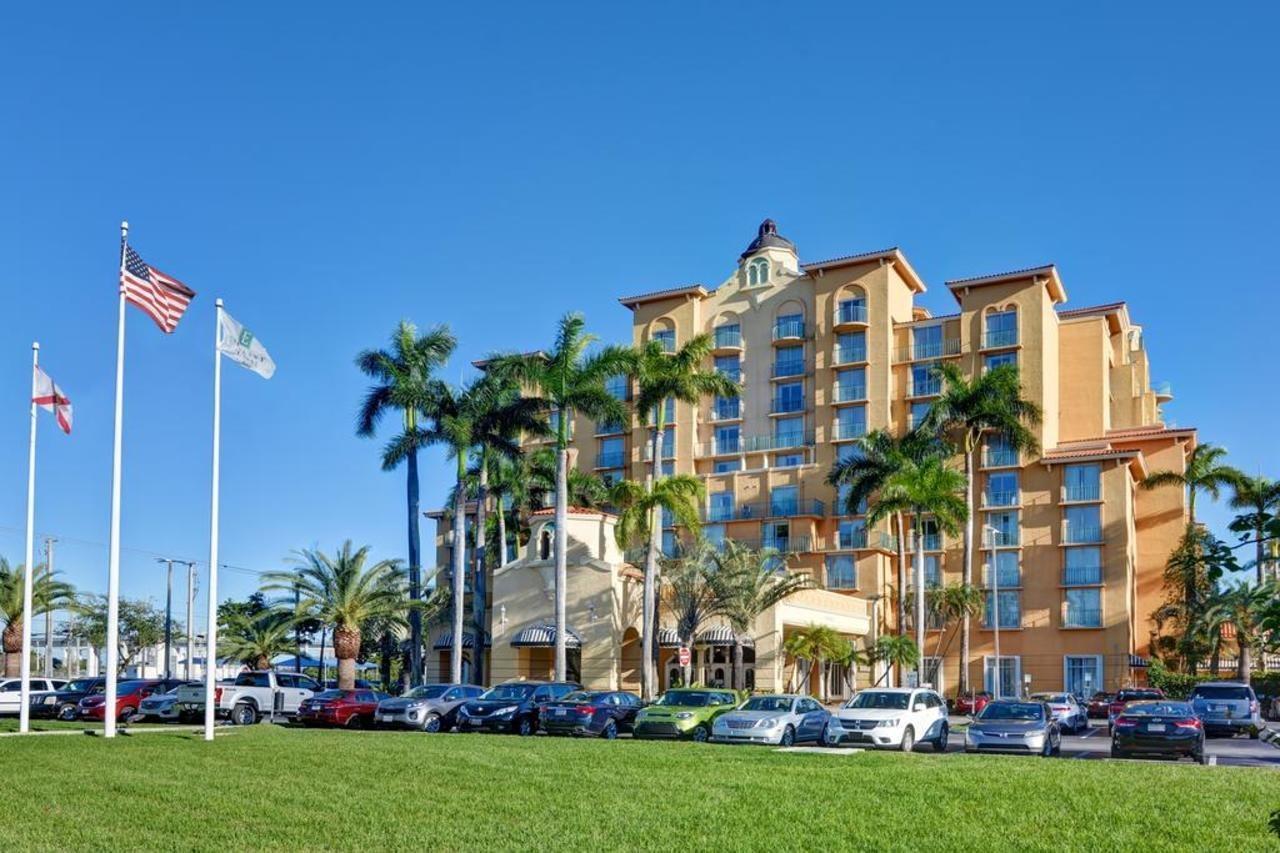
[832,687,949,751]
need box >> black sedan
[1110,700,1206,764]
[539,690,644,739]
[30,677,105,720]
[456,681,581,736]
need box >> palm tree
[708,541,814,690]
[658,544,721,687]
[827,641,870,696]
[627,334,739,700]
[263,542,411,689]
[0,558,77,677]
[1144,442,1241,530]
[220,610,297,670]
[867,454,968,688]
[922,362,1040,695]
[1198,581,1276,684]
[526,447,612,510]
[871,634,920,687]
[924,583,985,667]
[1228,475,1280,584]
[355,320,456,685]
[491,313,631,682]
[423,371,545,684]
[783,624,850,699]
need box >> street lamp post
[982,524,1003,700]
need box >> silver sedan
[711,694,832,746]
[965,700,1062,757]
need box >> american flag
[120,246,196,333]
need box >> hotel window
[605,374,628,400]
[774,312,804,340]
[661,507,675,528]
[984,309,1018,348]
[984,549,1020,588]
[986,471,1019,507]
[836,295,867,325]
[909,401,931,430]
[713,458,742,474]
[924,554,942,587]
[1064,505,1102,544]
[838,518,866,549]
[920,519,941,551]
[599,469,623,488]
[649,397,676,426]
[661,460,675,477]
[763,521,790,551]
[714,323,741,349]
[661,529,678,557]
[911,362,941,396]
[1065,656,1103,697]
[596,416,624,435]
[714,355,741,383]
[774,416,804,447]
[835,405,866,440]
[836,484,867,516]
[983,590,1021,629]
[1064,546,1102,585]
[660,426,675,457]
[986,510,1020,547]
[598,436,624,470]
[984,656,1021,697]
[826,555,857,589]
[748,257,770,286]
[835,331,866,365]
[774,345,805,377]
[912,324,943,359]
[1064,463,1101,502]
[770,486,799,517]
[985,434,1017,467]
[548,407,572,436]
[776,452,804,468]
[835,367,866,402]
[704,524,726,550]
[714,424,740,454]
[713,395,740,420]
[708,491,735,522]
[1064,588,1102,628]
[774,381,804,414]
[652,328,676,352]
[984,351,1018,372]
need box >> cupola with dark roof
[739,218,796,260]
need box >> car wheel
[120,705,137,723]
[899,726,915,752]
[933,723,949,752]
[232,702,258,726]
[691,725,710,743]
[344,713,363,729]
[602,719,618,740]
[780,725,796,747]
[58,704,78,721]
[517,716,534,737]
[420,712,442,733]
[1193,748,1207,765]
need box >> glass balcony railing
[834,345,867,365]
[832,528,896,551]
[712,400,741,421]
[984,490,1020,508]
[983,449,1019,468]
[713,327,742,349]
[835,302,868,325]
[983,329,1018,349]
[834,382,867,403]
[1064,524,1103,545]
[773,319,806,340]
[696,432,814,457]
[596,451,625,469]
[1062,483,1101,502]
[770,395,806,414]
[1063,565,1102,586]
[832,421,867,441]
[705,504,736,523]
[771,360,806,379]
[767,498,826,518]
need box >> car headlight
[1024,730,1045,740]
[876,718,900,728]
[756,717,782,728]
[43,696,56,705]
[494,705,518,716]
[675,712,694,720]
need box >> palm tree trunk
[473,457,489,687]
[680,632,693,687]
[333,625,361,690]
[1238,639,1251,685]
[553,444,569,682]
[3,619,23,678]
[641,420,663,701]
[894,513,907,635]
[1256,521,1265,586]
[732,640,744,691]
[959,442,975,695]
[497,494,510,568]
[406,445,423,686]
[915,513,926,688]
[451,456,467,684]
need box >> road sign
[678,646,690,667]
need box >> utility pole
[185,562,196,680]
[43,537,56,677]
[294,578,302,673]
[157,558,176,680]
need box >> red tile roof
[618,284,709,309]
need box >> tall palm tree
[264,542,411,689]
[871,633,920,687]
[0,558,77,677]
[486,454,529,568]
[219,610,297,670]
[627,334,739,699]
[922,362,1040,695]
[1228,475,1280,584]
[423,372,545,684]
[708,541,814,690]
[490,314,631,682]
[526,447,612,510]
[827,641,870,696]
[1198,581,1276,684]
[783,624,850,699]
[355,320,456,685]
[867,454,968,688]
[1143,442,1240,530]
[659,544,721,687]
[924,582,985,667]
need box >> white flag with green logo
[218,311,276,379]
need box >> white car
[711,694,834,746]
[0,678,67,714]
[1030,692,1089,734]
[831,687,949,751]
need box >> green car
[633,688,741,742]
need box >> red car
[953,691,993,715]
[1107,687,1164,731]
[1087,692,1115,719]
[78,678,185,722]
[297,689,389,728]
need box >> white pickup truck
[175,671,321,725]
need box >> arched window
[538,524,555,560]
[748,257,770,286]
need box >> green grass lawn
[0,725,1275,851]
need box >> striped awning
[431,631,491,651]
[658,628,681,648]
[510,624,582,649]
[698,626,754,648]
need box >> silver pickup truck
[175,671,321,725]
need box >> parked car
[297,688,389,727]
[1030,692,1089,734]
[136,684,195,722]
[0,678,67,714]
[324,679,376,690]
[711,693,832,746]
[952,691,992,716]
[539,690,644,739]
[831,687,949,752]
[374,683,485,732]
[1087,691,1115,719]
[965,700,1061,756]
[456,681,580,736]
[1188,681,1262,739]
[30,677,104,720]
[79,678,186,722]
[1107,688,1164,733]
[1110,699,1206,763]
[633,688,740,742]
[175,670,321,725]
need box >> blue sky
[1,3,1276,627]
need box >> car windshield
[1118,690,1161,701]
[64,679,100,693]
[1191,686,1251,701]
[741,696,794,713]
[1033,694,1070,704]
[1124,701,1192,717]
[481,684,537,701]
[654,691,718,707]
[404,686,449,700]
[561,691,609,703]
[845,691,909,711]
[978,703,1044,721]
[313,690,348,701]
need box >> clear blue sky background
[1,3,1276,630]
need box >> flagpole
[104,220,128,738]
[203,298,223,742]
[19,342,39,734]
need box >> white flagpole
[203,298,223,742]
[19,342,39,734]
[104,220,128,738]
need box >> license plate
[1147,723,1166,732]
[379,715,394,723]
[554,708,568,716]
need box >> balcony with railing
[830,527,897,551]
[1061,483,1101,503]
[717,366,743,383]
[713,327,743,351]
[894,337,963,363]
[909,532,943,551]
[982,328,1018,349]
[1063,522,1104,545]
[910,377,942,398]
[772,318,807,342]
[1063,608,1103,629]
[711,399,742,421]
[982,448,1019,468]
[595,450,626,470]
[770,394,806,415]
[652,332,677,353]
[771,359,807,379]
[983,528,1020,548]
[983,489,1020,508]
[763,534,813,554]
[1153,381,1174,402]
[696,431,814,457]
[594,420,626,436]
[833,344,867,366]
[833,381,867,404]
[1062,563,1102,586]
[831,421,867,442]
[833,302,869,327]
[764,497,826,518]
